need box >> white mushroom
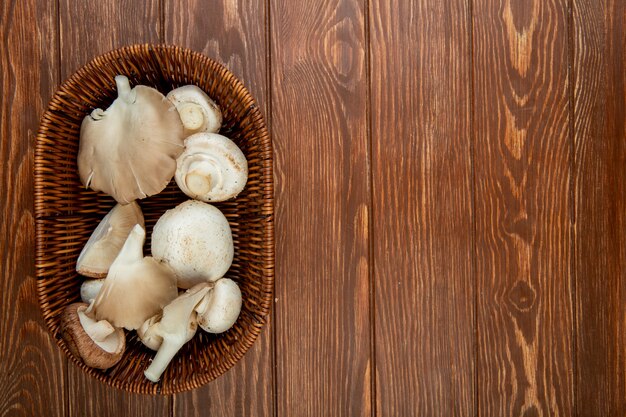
[166,85,222,135]
[61,302,125,370]
[76,202,144,278]
[88,224,178,330]
[78,75,185,204]
[151,200,234,289]
[137,314,165,351]
[143,283,212,382]
[195,278,242,333]
[174,133,248,202]
[80,279,105,304]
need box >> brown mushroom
[61,302,125,370]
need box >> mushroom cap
[80,279,105,304]
[78,75,185,204]
[61,302,125,370]
[174,133,248,202]
[166,85,222,135]
[90,225,178,330]
[76,202,144,278]
[151,201,234,289]
[196,278,242,333]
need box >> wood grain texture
[369,0,474,415]
[573,0,626,415]
[473,0,573,415]
[271,0,371,415]
[164,1,273,415]
[58,1,169,415]
[4,0,626,413]
[59,0,160,77]
[0,1,66,416]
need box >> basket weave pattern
[34,44,274,394]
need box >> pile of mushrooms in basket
[61,75,247,383]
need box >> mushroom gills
[78,75,185,204]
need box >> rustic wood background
[1,0,624,415]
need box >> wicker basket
[35,44,274,394]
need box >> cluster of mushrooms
[60,75,248,383]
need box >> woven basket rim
[34,43,274,394]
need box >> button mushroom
[151,200,234,289]
[195,278,242,333]
[88,224,178,330]
[80,279,105,304]
[78,75,185,204]
[166,85,222,135]
[174,133,248,202]
[61,302,125,370]
[142,283,212,382]
[76,201,144,278]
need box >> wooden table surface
[1,0,624,415]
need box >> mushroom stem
[185,160,222,196]
[173,133,247,202]
[185,171,212,196]
[115,75,135,104]
[142,284,210,381]
[177,103,205,131]
[144,336,187,382]
[78,308,116,342]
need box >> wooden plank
[163,1,274,416]
[270,0,371,415]
[57,1,171,415]
[0,0,66,416]
[573,0,626,415]
[59,0,160,77]
[472,0,572,415]
[369,0,474,415]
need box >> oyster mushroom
[174,133,248,202]
[80,279,105,304]
[142,283,212,382]
[195,278,242,333]
[137,314,165,351]
[76,202,144,278]
[61,302,125,370]
[166,85,222,135]
[78,75,185,204]
[89,224,178,330]
[151,200,234,289]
